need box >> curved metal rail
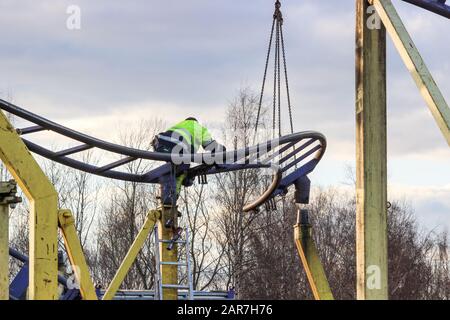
[0,98,326,212]
[242,167,282,212]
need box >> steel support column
[355,0,389,300]
[294,209,334,300]
[58,210,97,300]
[0,111,59,300]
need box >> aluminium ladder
[154,224,194,300]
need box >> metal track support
[373,0,450,146]
[0,110,59,300]
[356,0,389,300]
[294,208,334,300]
[102,210,160,300]
[58,210,97,300]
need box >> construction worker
[152,117,226,205]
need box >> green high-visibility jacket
[167,119,214,153]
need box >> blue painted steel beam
[9,247,68,287]
[401,0,450,18]
[10,264,29,300]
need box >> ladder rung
[162,284,189,289]
[160,261,187,266]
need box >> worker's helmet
[185,117,198,122]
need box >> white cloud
[388,183,450,232]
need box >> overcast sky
[0,0,449,230]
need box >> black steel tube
[0,99,326,166]
[9,247,28,262]
[23,139,150,183]
[17,125,45,135]
[55,144,94,157]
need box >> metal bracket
[198,174,208,185]
[264,198,277,212]
[294,176,311,205]
[0,180,22,209]
[297,208,311,226]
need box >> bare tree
[94,119,164,290]
[242,187,450,300]
[178,183,226,291]
[212,88,270,295]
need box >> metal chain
[254,0,294,139]
[273,18,279,138]
[279,14,297,168]
[254,18,276,142]
[280,24,294,135]
[277,19,282,137]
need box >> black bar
[281,144,322,174]
[96,157,137,173]
[255,140,297,165]
[16,125,45,135]
[0,98,326,165]
[279,138,317,165]
[55,144,94,157]
[23,139,149,183]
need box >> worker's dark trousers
[155,138,187,206]
[160,171,178,206]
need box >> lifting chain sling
[254,0,295,140]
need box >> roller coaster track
[0,98,326,212]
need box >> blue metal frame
[9,247,235,300]
[9,247,81,300]
[10,264,29,300]
[401,0,450,19]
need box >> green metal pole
[355,0,389,300]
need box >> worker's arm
[201,126,226,153]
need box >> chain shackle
[274,1,284,24]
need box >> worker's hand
[215,144,226,153]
